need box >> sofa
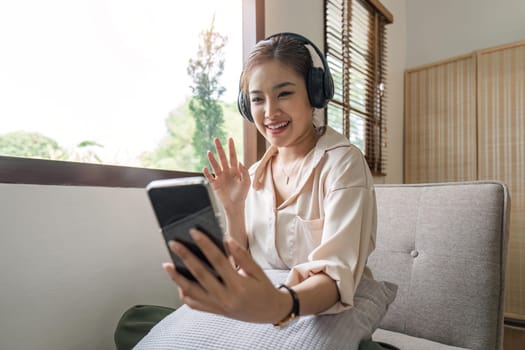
[369,181,510,350]
[119,181,510,350]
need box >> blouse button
[410,250,419,258]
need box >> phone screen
[147,178,225,282]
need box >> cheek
[253,118,266,134]
[250,104,264,122]
[250,108,267,133]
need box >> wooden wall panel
[404,55,478,183]
[477,42,525,318]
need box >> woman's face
[247,60,314,149]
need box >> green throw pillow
[114,305,175,350]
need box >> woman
[161,32,378,327]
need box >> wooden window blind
[324,0,393,176]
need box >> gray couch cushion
[368,182,509,350]
[372,329,467,350]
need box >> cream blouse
[245,126,377,314]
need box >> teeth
[267,121,289,130]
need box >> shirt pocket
[294,216,324,252]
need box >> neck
[276,127,318,164]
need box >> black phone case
[161,205,225,282]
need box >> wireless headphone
[237,32,334,123]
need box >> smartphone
[146,176,226,283]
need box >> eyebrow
[249,81,296,94]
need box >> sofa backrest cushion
[368,182,509,350]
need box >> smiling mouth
[266,121,290,130]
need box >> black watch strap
[274,284,300,328]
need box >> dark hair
[239,34,314,96]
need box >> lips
[265,121,290,130]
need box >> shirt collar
[250,126,350,191]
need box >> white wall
[265,0,324,47]
[265,0,407,184]
[406,0,525,67]
[0,184,179,350]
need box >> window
[324,0,392,175]
[0,0,243,173]
[0,0,263,187]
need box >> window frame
[0,0,265,188]
[324,0,392,176]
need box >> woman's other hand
[203,137,250,213]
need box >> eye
[278,91,293,98]
[250,96,263,104]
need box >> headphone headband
[263,32,332,81]
[237,32,334,122]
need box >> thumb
[226,239,264,279]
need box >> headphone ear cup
[307,67,327,108]
[324,71,335,103]
[237,90,253,123]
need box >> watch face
[273,313,297,328]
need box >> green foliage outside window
[0,131,103,163]
[140,99,242,172]
[187,17,228,170]
[0,131,62,159]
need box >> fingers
[226,239,266,280]
[189,230,237,284]
[207,150,222,177]
[214,138,230,172]
[203,166,215,182]
[206,138,241,176]
[168,240,223,292]
[238,161,249,181]
[162,262,176,279]
[162,261,206,299]
[228,138,238,169]
[163,262,223,314]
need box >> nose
[264,98,280,119]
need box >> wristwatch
[273,284,300,328]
